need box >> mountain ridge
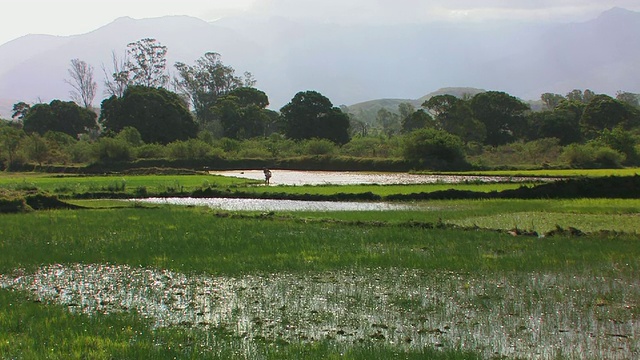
[1,8,639,119]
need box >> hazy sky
[2,0,639,46]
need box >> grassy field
[283,198,640,234]
[1,169,639,359]
[0,173,259,196]
[423,167,640,177]
[1,206,639,359]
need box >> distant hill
[1,8,639,119]
[346,87,485,124]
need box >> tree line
[1,38,639,170]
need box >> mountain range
[0,7,639,119]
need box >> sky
[2,0,640,46]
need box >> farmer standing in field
[263,168,272,185]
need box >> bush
[302,138,338,156]
[561,143,626,168]
[521,138,562,165]
[596,127,639,165]
[96,137,133,162]
[167,139,215,159]
[402,128,466,164]
[135,143,167,159]
[0,191,31,213]
[116,126,144,147]
[341,136,387,157]
[68,140,96,163]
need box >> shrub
[302,138,338,156]
[561,143,626,168]
[68,140,96,163]
[0,192,31,213]
[135,143,167,159]
[167,139,214,159]
[521,138,562,165]
[402,128,465,164]
[96,137,132,162]
[341,136,387,157]
[116,126,144,147]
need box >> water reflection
[134,197,420,212]
[209,170,551,186]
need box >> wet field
[209,170,555,186]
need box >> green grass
[2,168,639,359]
[0,207,637,276]
[1,208,638,359]
[272,198,640,234]
[0,173,259,196]
[422,167,640,177]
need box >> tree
[616,91,639,108]
[100,86,197,144]
[423,95,485,144]
[64,58,97,108]
[126,38,169,88]
[280,91,350,145]
[581,94,638,137]
[402,128,465,166]
[540,93,565,110]
[0,125,24,168]
[566,89,595,103]
[11,102,31,121]
[174,52,248,129]
[398,102,415,122]
[401,109,432,133]
[376,108,400,138]
[469,91,530,146]
[22,100,98,137]
[102,50,130,98]
[23,133,49,166]
[213,87,271,139]
[527,110,582,145]
[597,126,639,165]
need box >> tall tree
[102,50,130,98]
[616,91,639,108]
[526,110,582,145]
[174,52,248,129]
[280,91,350,145]
[423,95,485,144]
[581,94,638,138]
[64,59,97,109]
[213,88,271,139]
[398,102,415,122]
[100,86,197,144]
[540,93,565,110]
[126,38,169,88]
[566,89,595,104]
[401,109,432,133]
[376,108,400,138]
[470,91,529,146]
[11,102,31,121]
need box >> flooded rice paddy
[2,264,637,359]
[209,170,555,186]
[146,170,555,212]
[133,197,422,212]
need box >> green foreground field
[1,170,639,359]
